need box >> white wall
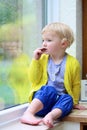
[59,0,76,57]
[47,0,82,66]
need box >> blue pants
[33,86,73,118]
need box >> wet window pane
[0,0,45,110]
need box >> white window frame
[47,0,60,24]
[0,103,28,127]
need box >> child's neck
[50,52,66,64]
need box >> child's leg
[43,108,62,128]
[20,98,43,125]
[21,86,58,126]
[43,94,73,128]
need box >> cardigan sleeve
[64,55,81,105]
[71,59,81,105]
[29,59,43,84]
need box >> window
[0,0,47,110]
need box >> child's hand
[33,47,47,60]
[73,104,87,110]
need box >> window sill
[0,103,62,130]
[0,103,28,127]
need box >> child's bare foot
[20,112,42,125]
[42,112,54,128]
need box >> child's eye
[42,40,44,42]
[42,39,52,42]
[47,39,52,42]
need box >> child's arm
[29,47,47,84]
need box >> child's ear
[61,38,68,48]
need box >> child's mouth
[40,47,47,52]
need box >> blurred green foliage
[0,0,22,25]
[0,0,22,42]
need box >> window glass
[0,0,46,110]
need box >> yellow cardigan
[28,53,81,105]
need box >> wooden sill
[62,103,87,123]
[0,102,87,130]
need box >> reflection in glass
[0,0,43,110]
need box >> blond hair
[42,22,74,47]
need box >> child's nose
[43,41,47,47]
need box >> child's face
[42,31,62,55]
